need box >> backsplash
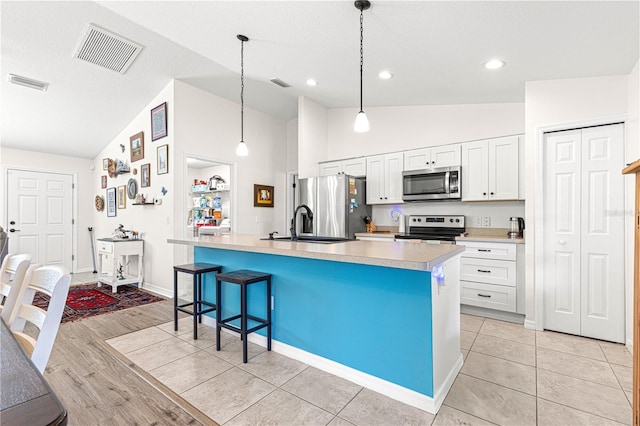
[371,201,525,229]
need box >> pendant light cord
[240,38,245,142]
[359,9,364,112]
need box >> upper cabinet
[319,157,366,177]
[461,135,520,201]
[403,144,461,171]
[366,153,404,204]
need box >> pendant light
[236,34,249,156]
[354,0,371,133]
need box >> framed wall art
[157,144,168,175]
[151,102,167,141]
[141,163,151,187]
[254,184,274,208]
[118,185,126,209]
[102,158,109,170]
[101,175,107,189]
[106,187,117,217]
[130,131,144,162]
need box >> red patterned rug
[32,283,164,323]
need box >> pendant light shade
[236,34,249,156]
[354,0,371,133]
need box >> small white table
[96,238,144,293]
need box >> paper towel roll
[398,215,406,233]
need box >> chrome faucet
[291,204,313,241]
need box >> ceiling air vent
[8,74,49,91]
[270,78,291,88]
[73,24,143,74]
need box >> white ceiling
[1,1,638,159]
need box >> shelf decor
[157,144,168,174]
[151,102,167,141]
[254,184,274,208]
[130,131,144,162]
[106,187,116,217]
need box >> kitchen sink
[260,236,352,244]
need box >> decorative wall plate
[95,195,104,211]
[127,178,137,199]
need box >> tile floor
[69,271,101,285]
[105,313,633,425]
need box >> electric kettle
[508,217,525,239]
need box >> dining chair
[0,257,32,320]
[6,265,71,373]
[0,253,32,311]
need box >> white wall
[298,97,328,178]
[286,118,298,173]
[0,148,94,273]
[524,75,630,337]
[625,61,639,347]
[327,103,524,159]
[172,80,287,252]
[92,81,175,296]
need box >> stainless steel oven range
[394,215,465,244]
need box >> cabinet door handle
[482,192,487,196]
[477,293,491,298]
[478,249,491,252]
[477,269,491,273]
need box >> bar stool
[173,263,222,339]
[215,270,272,363]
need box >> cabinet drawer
[461,281,516,312]
[458,241,516,261]
[97,242,113,254]
[460,258,516,286]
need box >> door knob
[9,228,20,233]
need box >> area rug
[32,283,164,323]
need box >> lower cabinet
[457,240,524,314]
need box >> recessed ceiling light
[306,79,318,86]
[484,59,506,70]
[378,71,393,79]
[8,74,49,91]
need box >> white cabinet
[461,135,520,201]
[319,157,366,177]
[97,238,144,293]
[366,153,404,204]
[403,144,461,171]
[457,241,523,314]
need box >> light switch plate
[482,217,491,227]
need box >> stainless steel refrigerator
[297,175,371,239]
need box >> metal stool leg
[267,277,272,351]
[216,278,222,351]
[241,282,248,363]
[192,272,198,340]
[173,269,178,331]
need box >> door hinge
[72,255,75,261]
[72,219,75,225]
[72,183,75,189]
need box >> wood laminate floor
[43,298,201,425]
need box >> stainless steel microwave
[402,166,461,201]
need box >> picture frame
[106,187,117,217]
[151,102,168,141]
[140,163,151,188]
[254,184,274,208]
[157,144,168,175]
[130,131,144,162]
[101,175,107,189]
[117,185,126,209]
[102,158,109,170]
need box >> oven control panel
[408,215,465,229]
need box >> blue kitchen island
[168,234,463,414]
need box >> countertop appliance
[508,216,525,238]
[402,166,461,201]
[395,215,465,243]
[297,175,371,239]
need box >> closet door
[543,124,625,343]
[579,125,624,342]
[543,130,582,336]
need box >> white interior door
[544,130,582,336]
[543,124,625,343]
[579,125,624,342]
[6,169,73,272]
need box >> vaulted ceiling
[2,1,638,159]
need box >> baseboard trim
[461,305,525,324]
[73,267,96,274]
[140,282,173,299]
[524,319,537,330]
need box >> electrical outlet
[482,216,491,227]
[474,217,482,227]
[255,216,261,224]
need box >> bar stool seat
[215,269,272,363]
[173,263,222,339]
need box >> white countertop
[168,234,464,271]
[354,232,395,239]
